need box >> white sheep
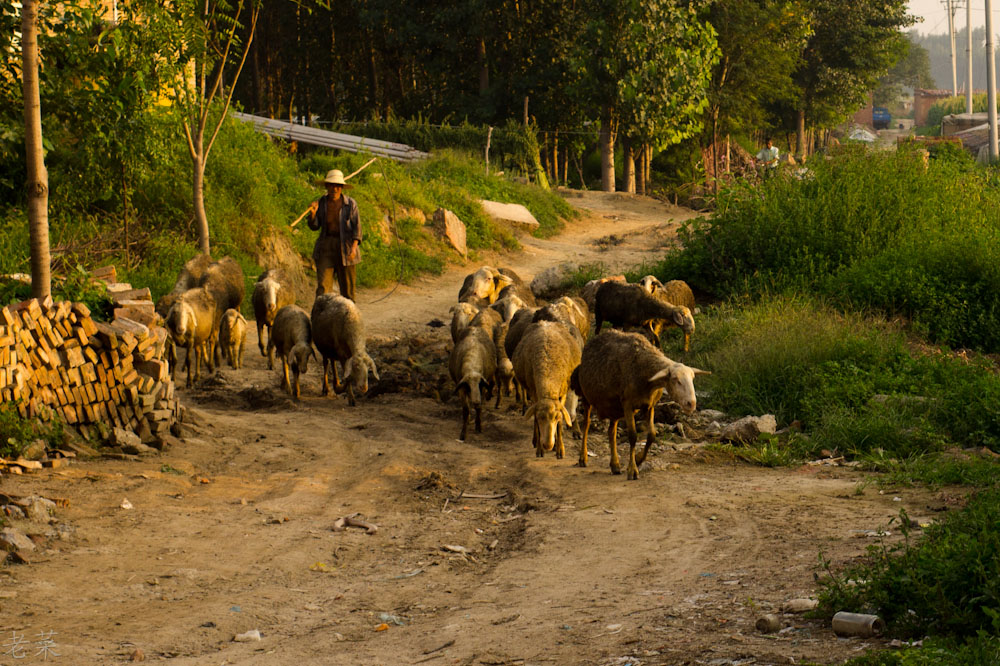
[449,302,481,343]
[252,269,295,358]
[311,294,379,406]
[572,329,709,480]
[512,320,583,459]
[218,308,247,369]
[449,326,497,440]
[165,286,218,387]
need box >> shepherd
[307,169,362,301]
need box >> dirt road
[3,191,936,665]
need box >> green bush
[654,147,1000,352]
[0,265,114,320]
[819,490,1000,640]
[926,93,1000,129]
[690,296,1000,460]
[842,634,1000,666]
[0,403,65,459]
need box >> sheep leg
[237,340,244,369]
[185,343,195,387]
[625,409,640,480]
[608,418,622,475]
[459,394,469,441]
[293,369,301,400]
[321,358,331,396]
[474,403,482,433]
[266,340,275,371]
[577,403,592,467]
[347,383,357,407]
[257,322,266,356]
[332,361,347,395]
[534,417,544,458]
[281,357,290,392]
[636,404,657,466]
[555,423,565,460]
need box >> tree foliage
[873,36,934,106]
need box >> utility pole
[987,0,999,160]
[967,0,974,113]
[948,0,958,96]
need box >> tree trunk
[192,144,210,255]
[711,112,719,194]
[795,109,806,162]
[22,0,50,300]
[635,142,645,195]
[644,144,652,195]
[561,145,568,186]
[599,105,616,192]
[623,136,635,194]
[551,131,559,186]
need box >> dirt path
[3,192,939,665]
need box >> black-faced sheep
[449,326,497,441]
[594,280,695,351]
[572,329,709,480]
[311,294,379,406]
[512,320,583,459]
[268,304,315,400]
[252,269,295,358]
[164,286,218,387]
[219,308,247,369]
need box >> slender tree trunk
[795,109,806,162]
[561,146,568,186]
[599,105,616,192]
[643,144,652,194]
[251,22,261,113]
[635,142,645,195]
[574,151,587,190]
[551,131,559,186]
[623,136,635,194]
[22,0,50,299]
[711,112,719,194]
[192,138,210,255]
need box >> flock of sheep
[155,254,709,480]
[448,266,709,480]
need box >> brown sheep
[594,281,695,351]
[449,327,497,440]
[449,302,481,343]
[267,305,315,400]
[572,330,709,480]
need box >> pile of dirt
[368,333,451,400]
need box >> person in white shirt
[756,138,779,178]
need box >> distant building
[914,89,954,127]
[852,93,874,128]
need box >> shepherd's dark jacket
[307,193,362,266]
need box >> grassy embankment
[617,144,1000,664]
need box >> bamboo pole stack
[0,265,180,450]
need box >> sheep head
[344,352,379,395]
[526,398,572,452]
[649,362,710,414]
[639,275,663,294]
[455,372,490,406]
[165,303,194,346]
[290,342,315,375]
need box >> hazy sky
[908,0,994,35]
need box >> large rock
[112,427,142,451]
[432,208,467,258]
[480,200,540,232]
[22,496,56,523]
[722,415,777,444]
[0,528,35,552]
[530,263,578,300]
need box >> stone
[21,439,47,461]
[155,434,183,451]
[432,208,467,258]
[480,200,540,232]
[22,496,56,523]
[721,415,777,444]
[112,427,142,451]
[121,441,156,456]
[0,527,35,552]
[530,263,578,300]
[136,419,155,444]
[136,359,169,382]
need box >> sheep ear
[343,357,353,378]
[561,406,573,427]
[649,368,671,384]
[672,310,687,327]
[368,356,380,381]
[524,403,537,419]
[454,379,469,396]
[692,367,712,376]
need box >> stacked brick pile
[0,266,180,451]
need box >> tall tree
[21,0,50,298]
[790,0,915,157]
[153,0,261,255]
[579,0,718,191]
[873,36,934,106]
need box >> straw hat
[319,169,352,188]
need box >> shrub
[0,403,65,459]
[818,490,1000,640]
[690,296,1000,460]
[653,147,1000,352]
